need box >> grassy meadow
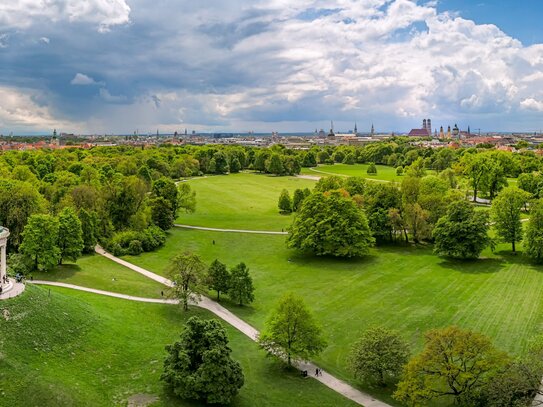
[177,173,315,231]
[26,171,540,406]
[0,285,357,407]
[300,164,403,182]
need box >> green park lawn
[178,173,315,231]
[0,285,356,407]
[300,164,403,182]
[25,173,538,406]
[125,227,543,404]
[33,254,165,298]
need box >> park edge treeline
[1,137,543,271]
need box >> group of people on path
[301,368,323,378]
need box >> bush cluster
[104,226,166,256]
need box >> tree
[177,183,196,214]
[396,166,404,176]
[151,196,174,230]
[229,156,241,173]
[403,203,430,243]
[207,259,230,301]
[406,157,426,178]
[492,187,530,253]
[278,189,292,214]
[57,207,84,265]
[161,316,244,404]
[211,151,229,174]
[253,150,269,172]
[292,189,306,212]
[153,177,178,214]
[314,175,344,192]
[367,162,377,174]
[343,177,366,196]
[168,253,207,311]
[228,262,254,306]
[0,179,45,249]
[394,326,508,406]
[20,214,60,272]
[343,152,355,165]
[266,153,284,175]
[525,199,543,263]
[433,201,491,259]
[259,293,327,366]
[349,327,410,386]
[460,153,491,202]
[302,151,317,167]
[288,191,374,257]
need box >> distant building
[408,128,430,137]
[408,119,432,137]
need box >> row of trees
[168,253,255,311]
[277,188,311,214]
[15,208,84,272]
[283,168,543,261]
[348,325,543,406]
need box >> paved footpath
[0,279,25,300]
[91,246,390,407]
[174,224,288,235]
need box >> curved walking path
[92,246,390,407]
[31,281,178,304]
[174,224,288,235]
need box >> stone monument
[0,226,9,288]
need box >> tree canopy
[161,316,244,404]
[433,201,491,259]
[287,190,375,257]
[394,326,509,406]
[167,252,207,311]
[259,293,327,366]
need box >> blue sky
[1,0,543,134]
[438,1,543,46]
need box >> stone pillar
[0,244,5,287]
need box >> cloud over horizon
[1,0,543,134]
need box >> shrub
[128,240,143,255]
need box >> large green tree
[20,214,60,272]
[292,188,306,212]
[349,327,410,386]
[149,197,172,231]
[266,153,284,175]
[278,189,292,214]
[259,293,327,366]
[228,262,254,306]
[207,259,230,301]
[394,326,509,406]
[433,201,491,259]
[167,252,207,311]
[57,207,84,265]
[177,183,196,215]
[287,191,375,257]
[161,316,244,404]
[492,187,530,253]
[0,179,45,249]
[525,199,543,263]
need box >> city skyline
[2,1,543,134]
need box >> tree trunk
[512,240,516,254]
[217,291,220,301]
[473,187,478,202]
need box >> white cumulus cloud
[70,73,103,86]
[0,0,130,32]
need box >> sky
[2,0,543,135]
